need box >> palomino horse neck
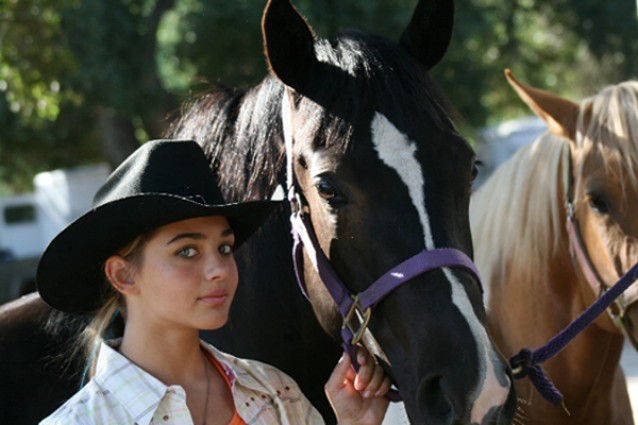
[471,71,638,424]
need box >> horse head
[261,0,516,423]
[505,69,638,349]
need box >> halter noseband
[281,90,482,401]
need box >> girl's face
[125,215,239,332]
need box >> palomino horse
[470,69,638,424]
[0,1,517,424]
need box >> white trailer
[0,164,110,303]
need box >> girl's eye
[219,244,234,255]
[176,247,198,258]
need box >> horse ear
[399,0,455,69]
[505,69,579,141]
[262,0,318,90]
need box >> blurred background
[2,3,638,419]
[1,0,636,194]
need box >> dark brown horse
[0,1,516,424]
[471,70,638,424]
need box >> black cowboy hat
[37,139,281,314]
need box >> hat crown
[37,139,280,313]
[95,140,224,207]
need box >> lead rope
[509,144,638,406]
[509,261,638,406]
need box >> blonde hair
[470,134,568,289]
[77,233,150,379]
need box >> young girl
[37,140,390,425]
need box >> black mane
[166,77,285,202]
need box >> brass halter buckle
[342,295,372,345]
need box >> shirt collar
[92,340,275,425]
[201,342,277,394]
[94,340,174,425]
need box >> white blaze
[369,113,435,250]
[370,113,509,422]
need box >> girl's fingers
[353,347,374,392]
[326,353,352,392]
[328,347,392,398]
[376,376,392,397]
[363,359,387,396]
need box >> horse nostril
[417,375,455,425]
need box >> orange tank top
[204,350,247,425]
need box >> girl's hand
[325,346,391,425]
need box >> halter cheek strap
[281,90,483,402]
[562,143,638,348]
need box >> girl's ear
[104,255,139,295]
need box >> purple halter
[281,92,483,401]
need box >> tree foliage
[0,0,636,193]
[0,0,77,123]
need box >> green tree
[0,0,637,194]
[435,0,638,132]
[0,0,176,193]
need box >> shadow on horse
[471,69,638,424]
[0,1,517,424]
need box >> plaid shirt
[41,340,324,425]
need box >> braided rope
[510,261,638,405]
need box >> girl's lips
[198,290,228,305]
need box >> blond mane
[470,133,568,289]
[471,81,638,291]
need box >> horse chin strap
[281,89,483,402]
[562,144,638,349]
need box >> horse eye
[471,161,482,182]
[315,180,337,200]
[588,193,610,214]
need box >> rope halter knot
[509,348,564,406]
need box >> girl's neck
[116,322,234,425]
[118,323,204,386]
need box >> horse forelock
[573,81,638,203]
[470,134,567,288]
[306,30,459,142]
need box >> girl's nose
[204,252,234,281]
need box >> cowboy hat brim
[37,194,281,313]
